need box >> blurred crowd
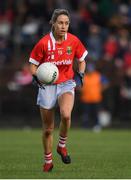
[0,0,131,127]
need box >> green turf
[0,128,131,179]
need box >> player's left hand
[74,72,84,87]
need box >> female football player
[29,9,88,172]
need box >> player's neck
[53,32,65,44]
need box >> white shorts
[37,80,76,109]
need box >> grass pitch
[0,128,131,179]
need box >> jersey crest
[67,46,72,55]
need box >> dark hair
[50,9,70,24]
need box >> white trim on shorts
[37,80,76,109]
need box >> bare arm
[29,63,38,75]
[78,60,86,73]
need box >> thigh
[58,92,74,116]
[40,107,55,129]
[58,80,76,115]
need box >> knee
[60,110,71,122]
[43,128,54,137]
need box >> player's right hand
[32,75,45,89]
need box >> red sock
[58,135,67,148]
[44,152,52,164]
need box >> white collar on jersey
[50,31,67,42]
[49,32,67,50]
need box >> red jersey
[29,32,88,84]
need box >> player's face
[53,15,70,37]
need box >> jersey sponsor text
[52,59,72,65]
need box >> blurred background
[0,0,131,130]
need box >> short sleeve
[75,38,88,62]
[29,40,45,65]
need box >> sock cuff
[59,135,67,140]
[45,152,52,158]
